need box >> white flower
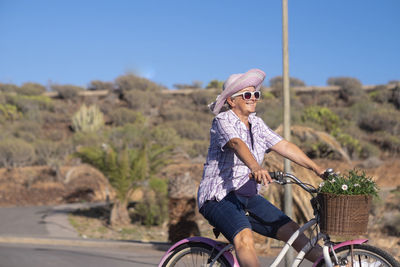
[330,178,336,183]
[342,184,348,191]
[354,183,360,187]
[319,182,325,188]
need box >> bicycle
[158,170,400,267]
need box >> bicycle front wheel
[317,244,399,267]
[162,242,231,267]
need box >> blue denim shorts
[199,191,292,243]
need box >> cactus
[72,104,104,132]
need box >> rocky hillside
[0,75,399,258]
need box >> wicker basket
[317,193,372,236]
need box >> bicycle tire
[316,244,400,267]
[162,242,231,267]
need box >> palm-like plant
[75,142,172,226]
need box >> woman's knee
[233,228,255,250]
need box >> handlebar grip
[269,171,284,181]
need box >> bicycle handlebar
[268,168,335,194]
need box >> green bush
[334,131,362,159]
[0,104,21,121]
[135,189,167,226]
[72,104,104,133]
[301,106,341,133]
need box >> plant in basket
[317,169,379,236]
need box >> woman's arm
[270,139,325,177]
[226,138,273,185]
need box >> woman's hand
[249,167,273,185]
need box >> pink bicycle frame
[312,239,368,267]
[158,236,239,267]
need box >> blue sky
[0,0,399,89]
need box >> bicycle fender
[312,239,368,267]
[158,236,239,267]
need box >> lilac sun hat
[208,68,266,115]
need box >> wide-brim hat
[208,68,266,115]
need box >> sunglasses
[231,91,261,100]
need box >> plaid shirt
[197,110,283,209]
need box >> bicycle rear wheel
[317,244,399,267]
[162,242,231,267]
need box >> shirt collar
[217,109,257,125]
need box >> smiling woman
[198,68,328,266]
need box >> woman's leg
[200,193,260,266]
[276,221,322,262]
[233,228,260,267]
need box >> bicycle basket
[317,193,372,236]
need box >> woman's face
[229,86,258,117]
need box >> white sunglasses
[231,91,261,100]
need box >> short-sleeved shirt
[197,110,283,209]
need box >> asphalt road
[0,204,313,267]
[0,242,164,267]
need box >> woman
[197,69,325,267]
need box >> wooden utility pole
[282,0,293,265]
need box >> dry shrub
[51,84,83,100]
[169,120,209,140]
[390,85,400,109]
[17,82,46,96]
[115,73,163,92]
[327,76,363,103]
[123,90,161,114]
[358,108,400,135]
[87,80,114,91]
[109,107,145,126]
[0,138,36,168]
